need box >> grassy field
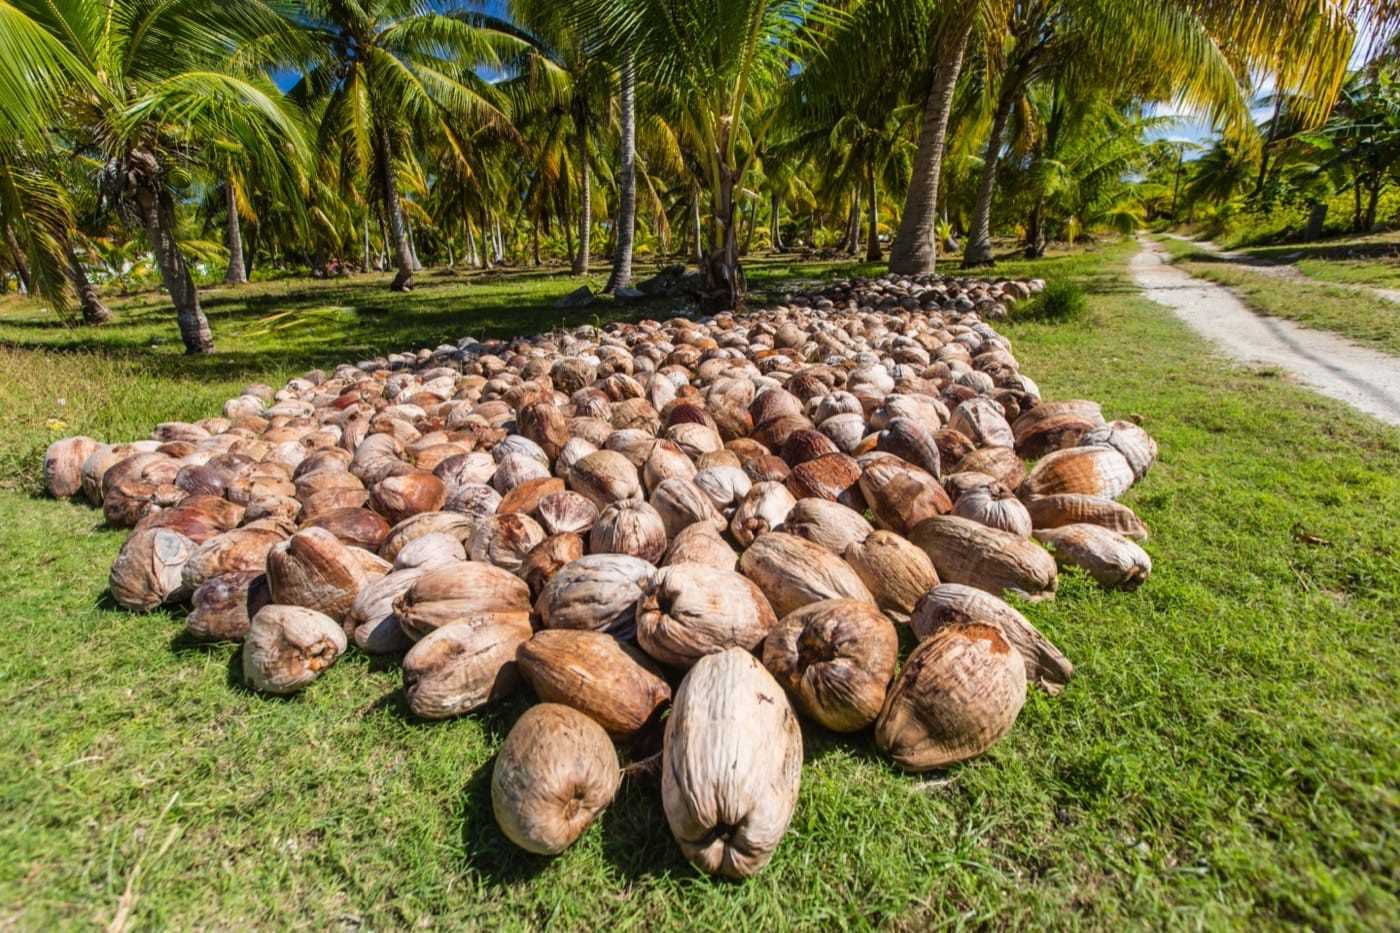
[1,240,1398,928]
[1155,236,1400,356]
[1227,231,1400,290]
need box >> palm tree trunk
[532,220,541,266]
[850,189,862,256]
[130,155,213,353]
[3,226,31,294]
[606,54,637,292]
[743,197,758,255]
[889,19,974,274]
[1024,194,1046,258]
[493,215,504,263]
[770,191,784,252]
[865,164,882,262]
[66,244,112,324]
[1304,201,1328,240]
[561,189,575,267]
[362,217,370,272]
[375,125,414,290]
[1252,93,1285,196]
[223,178,248,285]
[690,193,703,265]
[703,167,743,310]
[1364,173,1381,232]
[964,82,1017,267]
[573,123,592,275]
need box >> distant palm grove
[1,0,1396,352]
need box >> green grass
[1,241,1398,928]
[1228,232,1400,291]
[1155,236,1400,356]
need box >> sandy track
[1130,237,1400,427]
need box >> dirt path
[1131,237,1400,426]
[1166,234,1400,304]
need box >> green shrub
[1019,278,1087,322]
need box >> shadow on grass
[458,756,556,884]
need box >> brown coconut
[266,527,385,623]
[401,617,531,718]
[1023,494,1148,541]
[661,649,802,879]
[1033,524,1152,589]
[661,522,739,571]
[737,532,875,617]
[911,583,1072,694]
[842,530,939,618]
[241,605,347,695]
[492,703,621,855]
[109,526,197,611]
[516,629,671,738]
[908,515,1057,601]
[44,436,101,498]
[394,561,532,641]
[636,565,778,668]
[761,598,898,732]
[534,553,656,637]
[186,571,271,642]
[874,621,1027,770]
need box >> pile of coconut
[43,271,1155,878]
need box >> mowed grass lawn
[1,239,1397,928]
[1155,235,1400,357]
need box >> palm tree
[296,0,525,291]
[3,0,310,351]
[2,6,112,320]
[889,0,1376,274]
[579,0,840,308]
[505,0,614,277]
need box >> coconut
[636,565,778,668]
[401,617,531,718]
[492,704,621,855]
[516,629,671,739]
[661,649,802,878]
[761,598,898,732]
[242,605,347,694]
[875,621,1026,770]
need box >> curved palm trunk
[889,21,973,274]
[865,164,882,262]
[963,84,1017,267]
[223,178,248,285]
[606,55,637,292]
[129,154,213,353]
[375,125,414,291]
[66,244,112,324]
